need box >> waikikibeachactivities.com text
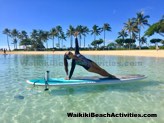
[20,60,143,67]
[67,112,157,118]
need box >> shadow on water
[46,80,163,96]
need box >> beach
[1,50,164,58]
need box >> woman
[64,36,116,80]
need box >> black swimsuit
[69,38,93,79]
[75,54,92,70]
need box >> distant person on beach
[156,44,159,51]
[64,32,116,80]
[52,48,55,53]
[3,49,6,54]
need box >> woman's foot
[108,75,119,79]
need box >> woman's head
[64,51,74,75]
[64,51,74,59]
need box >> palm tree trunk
[94,34,96,41]
[79,36,81,47]
[80,36,81,47]
[61,39,63,48]
[46,41,48,49]
[129,33,131,50]
[84,37,85,48]
[104,30,105,47]
[58,38,60,48]
[123,36,125,48]
[16,38,18,49]
[70,36,73,48]
[16,42,17,49]
[139,27,141,50]
[7,35,11,51]
[52,36,54,49]
[14,43,15,49]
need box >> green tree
[66,25,75,48]
[107,42,117,49]
[150,38,162,47]
[115,39,124,47]
[30,29,45,50]
[19,30,28,40]
[91,25,102,41]
[11,29,19,49]
[3,28,11,51]
[18,30,28,47]
[91,39,103,49]
[50,28,58,49]
[102,23,111,47]
[97,39,103,48]
[124,38,136,48]
[82,26,89,47]
[56,25,62,48]
[60,32,66,48]
[133,12,150,49]
[140,36,147,46]
[76,25,83,47]
[39,30,49,49]
[124,19,138,49]
[145,16,164,37]
[118,29,128,46]
[20,38,32,50]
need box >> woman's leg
[88,62,115,77]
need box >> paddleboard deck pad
[26,74,146,86]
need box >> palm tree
[18,30,28,42]
[30,29,39,49]
[49,28,58,49]
[76,25,83,47]
[39,30,49,49]
[134,12,150,49]
[118,29,128,46]
[56,25,62,48]
[31,29,38,40]
[60,32,66,48]
[82,26,89,47]
[3,28,11,51]
[140,36,147,46]
[11,29,19,49]
[66,25,75,48]
[124,19,138,49]
[17,30,28,49]
[102,23,111,47]
[20,38,32,50]
[20,30,28,39]
[91,25,102,41]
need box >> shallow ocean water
[0,54,163,123]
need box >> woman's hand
[74,31,79,37]
[65,76,70,80]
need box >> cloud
[105,39,115,44]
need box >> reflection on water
[0,54,163,123]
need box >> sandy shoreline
[0,50,164,58]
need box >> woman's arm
[69,60,76,79]
[64,56,68,76]
[75,38,80,54]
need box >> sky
[0,0,163,49]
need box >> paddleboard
[26,74,146,86]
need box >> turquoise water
[0,54,164,123]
